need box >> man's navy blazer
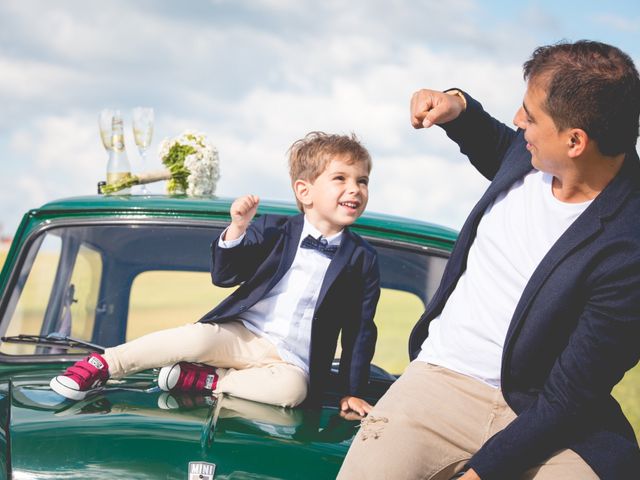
[198,213,380,402]
[409,94,640,479]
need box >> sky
[1,0,639,238]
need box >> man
[338,40,640,479]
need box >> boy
[51,131,380,414]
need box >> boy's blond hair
[288,132,372,212]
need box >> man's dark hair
[523,40,640,156]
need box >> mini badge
[188,461,216,480]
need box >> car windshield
[0,221,447,375]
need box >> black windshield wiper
[0,333,104,353]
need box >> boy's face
[295,155,369,237]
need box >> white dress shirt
[219,217,342,374]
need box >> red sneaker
[157,362,218,393]
[50,353,110,401]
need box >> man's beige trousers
[338,361,597,479]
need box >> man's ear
[567,128,588,158]
[293,179,313,207]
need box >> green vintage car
[0,195,456,479]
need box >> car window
[127,271,235,340]
[0,232,104,355]
[0,223,447,379]
[1,234,62,354]
[68,244,102,340]
[354,242,447,376]
[0,223,220,354]
[373,288,425,375]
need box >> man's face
[513,82,571,175]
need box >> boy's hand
[410,88,466,129]
[339,396,373,419]
[226,195,259,240]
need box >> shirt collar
[301,216,343,246]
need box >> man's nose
[513,107,526,129]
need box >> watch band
[444,88,467,111]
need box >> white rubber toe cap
[50,376,87,401]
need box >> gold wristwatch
[444,88,467,111]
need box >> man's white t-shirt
[417,169,592,387]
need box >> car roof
[32,195,458,246]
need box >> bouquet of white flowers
[101,131,220,196]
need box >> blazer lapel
[504,154,640,347]
[315,228,357,308]
[475,154,534,216]
[436,145,534,305]
[264,214,304,292]
[503,208,602,348]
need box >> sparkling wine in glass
[97,109,117,193]
[132,107,154,195]
[98,109,116,152]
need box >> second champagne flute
[132,107,154,195]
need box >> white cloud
[1,0,639,239]
[593,13,640,32]
[5,113,107,204]
[0,57,85,101]
[15,176,51,210]
[369,152,490,229]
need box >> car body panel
[7,369,354,479]
[0,195,457,479]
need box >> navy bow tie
[300,234,339,258]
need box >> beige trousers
[338,362,598,480]
[103,321,308,407]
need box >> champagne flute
[132,107,154,195]
[98,109,116,194]
[98,109,116,152]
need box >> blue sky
[1,0,639,237]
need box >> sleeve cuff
[218,227,245,248]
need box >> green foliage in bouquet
[162,142,196,194]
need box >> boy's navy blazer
[409,94,640,479]
[198,213,380,401]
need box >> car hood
[4,369,356,479]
